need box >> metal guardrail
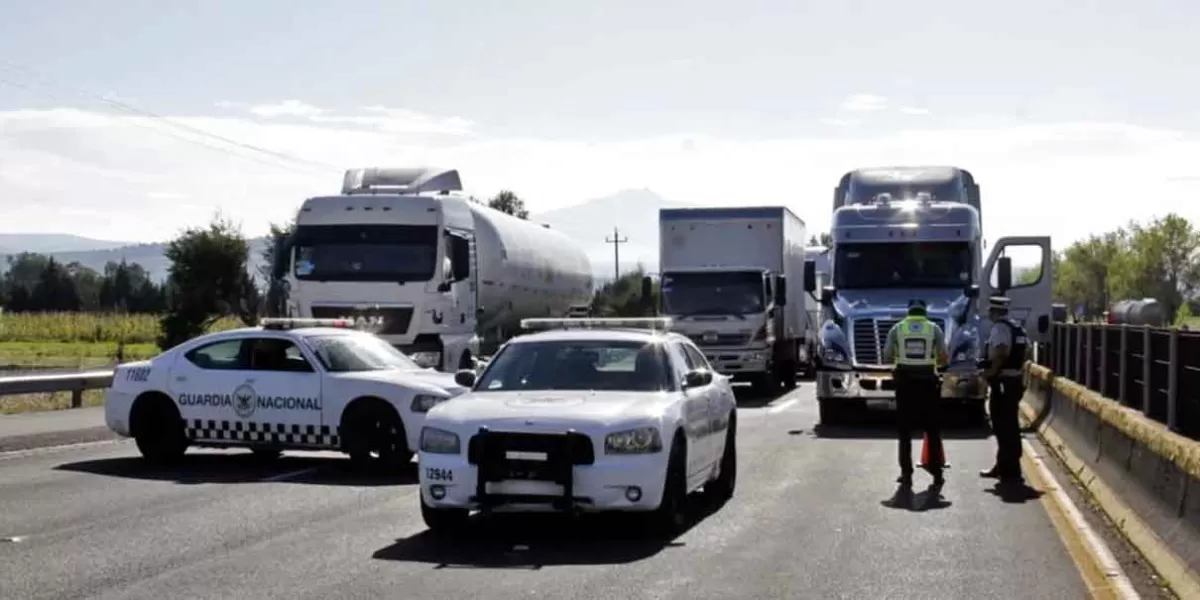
[0,370,116,408]
[1036,322,1200,440]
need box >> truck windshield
[303,332,422,372]
[291,224,439,283]
[846,180,964,204]
[834,242,971,288]
[660,271,765,316]
[474,340,670,392]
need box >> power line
[0,60,342,176]
[605,227,628,282]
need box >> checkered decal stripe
[185,419,340,447]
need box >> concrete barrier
[1022,362,1200,596]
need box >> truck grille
[309,305,413,335]
[687,333,749,347]
[851,317,946,365]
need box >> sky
[0,0,1198,254]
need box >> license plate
[505,450,547,461]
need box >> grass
[0,312,243,414]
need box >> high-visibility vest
[893,316,938,366]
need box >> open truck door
[979,236,1053,343]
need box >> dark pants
[895,366,943,477]
[988,375,1025,478]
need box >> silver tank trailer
[1109,298,1167,327]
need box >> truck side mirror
[996,256,1013,293]
[803,260,817,293]
[820,285,836,306]
[774,275,787,306]
[964,284,979,298]
[450,236,471,281]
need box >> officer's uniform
[981,296,1030,482]
[883,300,949,485]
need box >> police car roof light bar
[520,317,674,332]
[259,318,355,330]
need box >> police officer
[882,299,949,487]
[979,295,1029,484]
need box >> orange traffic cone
[920,433,947,469]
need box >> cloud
[216,100,475,136]
[0,105,1197,249]
[900,106,932,116]
[838,93,889,112]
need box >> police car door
[240,335,325,446]
[169,337,252,433]
[668,341,714,485]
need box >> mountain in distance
[533,188,692,281]
[0,233,134,254]
[0,236,271,283]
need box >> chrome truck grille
[850,317,947,365]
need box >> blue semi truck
[801,166,1053,425]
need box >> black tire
[647,437,688,538]
[132,396,188,465]
[421,496,469,534]
[818,399,845,427]
[780,360,798,391]
[705,417,737,503]
[751,369,779,397]
[250,447,283,460]
[343,401,412,471]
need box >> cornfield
[0,312,244,344]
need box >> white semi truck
[656,206,808,395]
[273,167,595,372]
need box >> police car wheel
[705,417,737,503]
[344,401,412,469]
[646,437,688,538]
[420,496,469,534]
[132,395,188,464]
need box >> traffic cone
[920,433,947,469]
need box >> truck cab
[804,166,1052,425]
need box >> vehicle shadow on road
[52,453,418,487]
[881,483,953,512]
[373,495,725,569]
[812,409,991,440]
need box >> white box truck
[273,167,595,372]
[657,206,808,396]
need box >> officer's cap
[988,295,1011,310]
[907,298,927,313]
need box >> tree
[259,220,296,317]
[157,215,259,350]
[488,190,529,219]
[591,265,658,317]
[808,233,833,246]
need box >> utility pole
[604,227,628,283]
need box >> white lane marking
[768,398,799,413]
[1022,438,1140,599]
[260,467,322,483]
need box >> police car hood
[834,288,968,320]
[428,390,670,426]
[335,368,469,397]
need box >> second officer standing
[882,299,949,488]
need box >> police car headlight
[410,351,441,368]
[410,394,446,413]
[605,427,663,455]
[419,427,460,454]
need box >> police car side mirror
[454,369,477,388]
[684,369,712,388]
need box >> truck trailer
[656,206,808,395]
[273,167,595,372]
[806,166,1053,425]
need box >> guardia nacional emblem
[233,383,257,419]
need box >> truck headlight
[410,394,446,413]
[820,344,848,364]
[605,427,663,455]
[419,427,460,454]
[410,351,441,369]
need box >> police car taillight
[259,318,355,330]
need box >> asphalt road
[0,385,1146,599]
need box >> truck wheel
[751,370,779,397]
[705,416,737,504]
[779,360,798,391]
[343,400,413,471]
[646,436,688,538]
[131,394,188,465]
[421,496,469,534]
[818,399,846,427]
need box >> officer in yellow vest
[882,299,949,487]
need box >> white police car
[416,317,738,536]
[103,318,468,468]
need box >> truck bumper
[698,347,770,377]
[817,368,987,408]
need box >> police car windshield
[304,333,422,372]
[475,339,670,392]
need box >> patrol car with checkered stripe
[416,317,738,536]
[103,318,468,469]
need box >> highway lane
[0,385,1138,599]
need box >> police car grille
[467,431,595,466]
[309,306,413,335]
[852,317,945,365]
